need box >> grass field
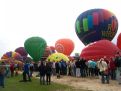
[0,75,91,91]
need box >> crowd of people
[0,51,121,88]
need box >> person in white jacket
[97,58,109,84]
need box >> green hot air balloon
[24,37,47,62]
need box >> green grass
[0,75,91,91]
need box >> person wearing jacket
[0,62,6,88]
[45,61,52,85]
[38,61,46,85]
[97,58,109,84]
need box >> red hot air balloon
[80,39,120,61]
[117,33,121,50]
[55,38,74,56]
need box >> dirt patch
[51,76,121,91]
[32,72,121,91]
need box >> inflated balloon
[80,40,120,61]
[75,9,118,45]
[15,47,28,57]
[24,37,47,62]
[117,33,121,50]
[1,51,22,60]
[49,46,55,53]
[47,53,69,62]
[42,46,52,58]
[55,38,74,55]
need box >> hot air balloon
[80,40,120,61]
[41,46,56,61]
[49,46,55,53]
[1,51,22,60]
[24,37,47,62]
[15,47,28,57]
[117,33,121,50]
[42,46,55,57]
[55,38,74,56]
[75,9,118,45]
[47,53,69,62]
[1,51,23,64]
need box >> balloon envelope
[117,33,121,50]
[49,46,55,53]
[80,40,120,61]
[47,53,69,62]
[75,9,118,45]
[24,37,47,62]
[1,51,23,61]
[15,47,28,57]
[42,46,52,58]
[55,38,74,55]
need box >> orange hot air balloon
[55,38,74,55]
[117,33,121,50]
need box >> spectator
[23,62,31,82]
[38,61,46,85]
[0,62,6,88]
[10,63,14,77]
[46,61,52,85]
[55,62,61,78]
[75,58,81,77]
[97,58,109,84]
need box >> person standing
[75,58,81,77]
[97,58,109,84]
[55,62,61,78]
[38,61,46,85]
[80,58,86,77]
[29,63,34,77]
[23,62,31,82]
[10,63,14,77]
[109,57,116,80]
[0,62,6,88]
[5,63,10,78]
[46,61,52,85]
[115,52,121,84]
[52,61,56,76]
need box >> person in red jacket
[10,63,14,77]
[109,57,116,80]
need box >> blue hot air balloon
[75,9,118,45]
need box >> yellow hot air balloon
[47,53,69,62]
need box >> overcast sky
[0,0,120,57]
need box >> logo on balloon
[75,9,118,45]
[55,44,64,53]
